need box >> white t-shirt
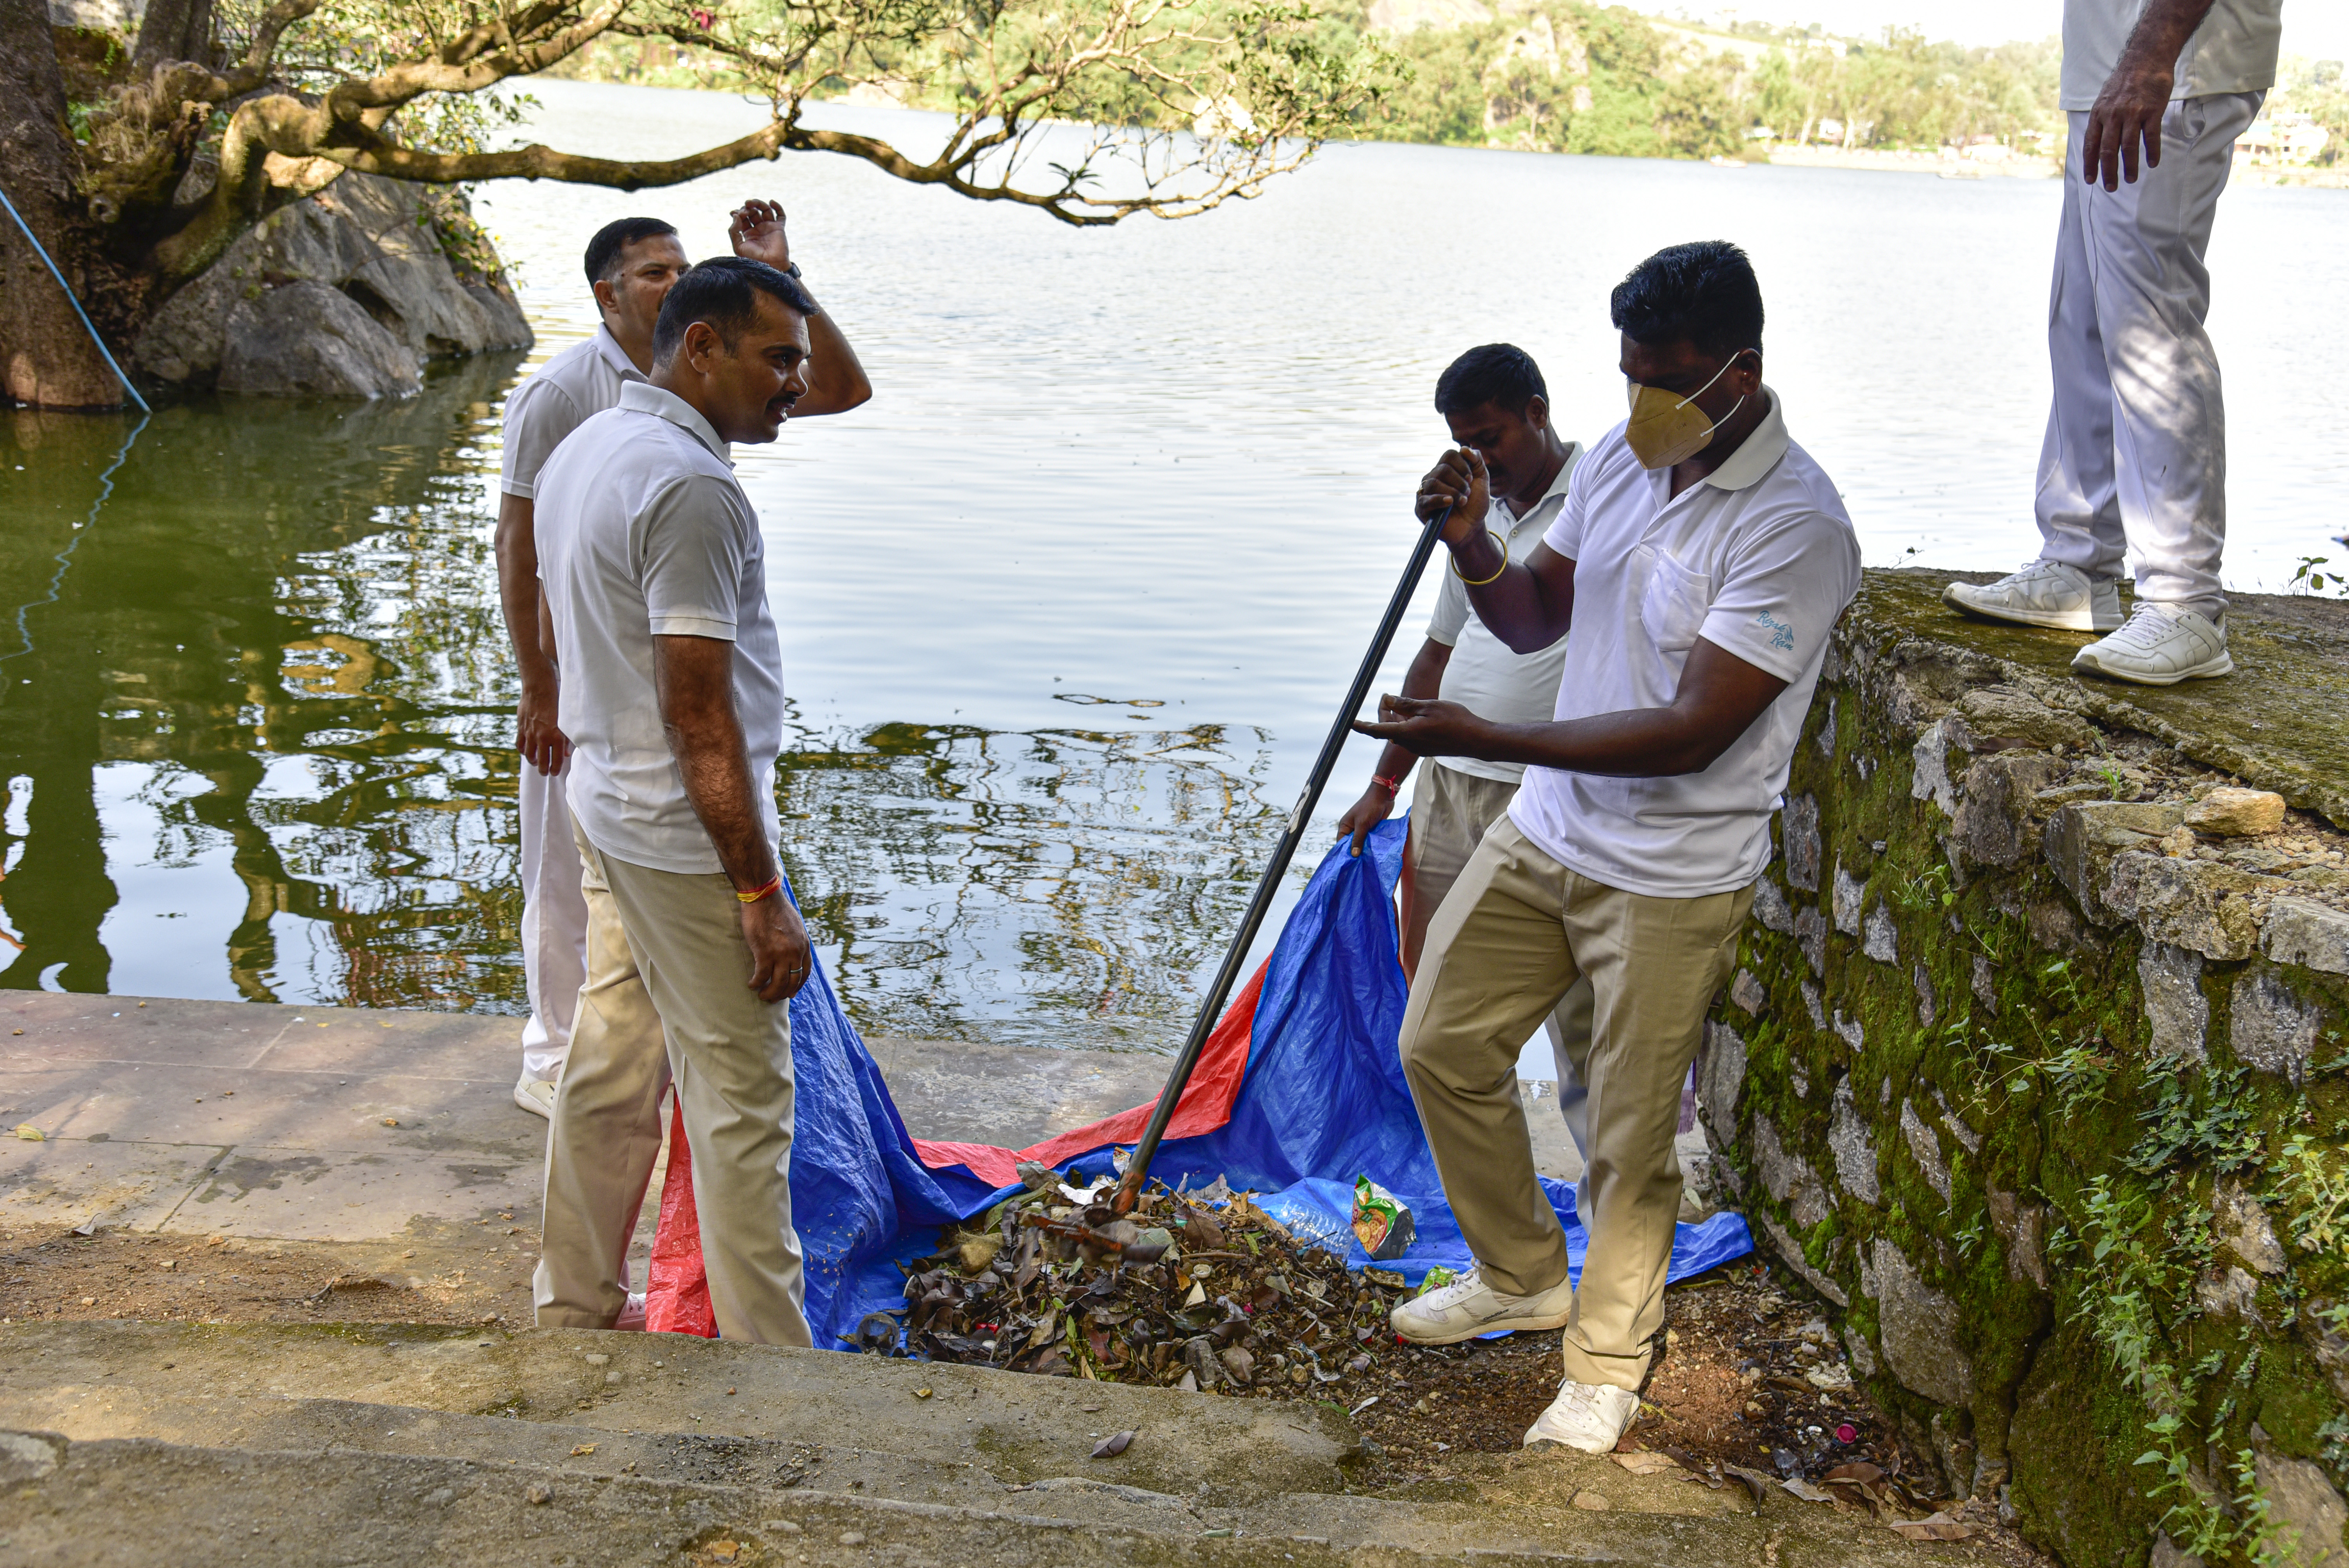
[498,326,645,499]
[1508,390,1861,900]
[2060,0,2281,110]
[1425,445,1581,786]
[536,381,786,875]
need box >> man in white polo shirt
[496,205,868,1118]
[1943,0,2282,684]
[1357,241,1861,1453]
[1333,342,1598,1188]
[530,258,824,1343]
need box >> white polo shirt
[498,325,646,499]
[2060,0,2280,110]
[1425,445,1581,786]
[536,381,785,875]
[1508,390,1861,900]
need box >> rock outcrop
[134,172,531,398]
[1703,569,2349,1568]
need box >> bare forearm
[494,495,555,683]
[2122,0,2217,65]
[795,287,872,418]
[668,717,782,891]
[1451,540,1570,655]
[1375,643,1450,781]
[1442,709,1731,779]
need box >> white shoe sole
[2071,647,2234,686]
[1392,1296,1574,1346]
[1941,582,2118,633]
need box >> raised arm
[728,199,872,419]
[1416,446,1577,654]
[1355,636,1788,780]
[652,633,813,1002]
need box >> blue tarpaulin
[649,814,1752,1346]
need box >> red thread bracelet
[1371,772,1407,797]
[735,874,782,905]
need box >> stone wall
[1700,570,2349,1568]
[133,173,532,398]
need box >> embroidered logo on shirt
[1753,611,1796,650]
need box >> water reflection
[0,371,1279,1050]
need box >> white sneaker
[1389,1266,1574,1345]
[615,1291,647,1331]
[2072,602,2232,686]
[513,1075,557,1119]
[1524,1379,1641,1453]
[1942,561,2122,632]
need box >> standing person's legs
[1556,876,1751,1393]
[2033,113,2128,588]
[1398,815,1582,1300]
[535,829,671,1328]
[517,759,590,1105]
[593,850,809,1347]
[2082,92,2256,618]
[1403,766,1594,1175]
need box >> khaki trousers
[1400,764,1593,1166]
[1400,814,1750,1392]
[535,826,810,1346]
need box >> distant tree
[0,0,1399,408]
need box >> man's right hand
[1416,447,1491,543]
[517,675,572,777]
[742,893,813,1003]
[1334,781,1397,859]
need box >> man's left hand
[2083,53,2176,190]
[729,199,791,272]
[1352,694,1485,758]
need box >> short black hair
[583,217,680,287]
[1434,344,1547,417]
[1610,241,1764,359]
[651,257,821,365]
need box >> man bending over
[1357,241,1861,1452]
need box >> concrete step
[0,1321,1945,1566]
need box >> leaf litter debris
[858,1165,2042,1560]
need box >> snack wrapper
[1350,1175,1416,1261]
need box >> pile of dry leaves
[854,1167,1394,1392]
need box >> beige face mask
[1623,353,1746,470]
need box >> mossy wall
[1698,571,2349,1568]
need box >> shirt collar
[592,324,649,384]
[1700,386,1789,492]
[618,379,732,463]
[1495,441,1583,534]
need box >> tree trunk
[131,0,215,74]
[0,0,126,409]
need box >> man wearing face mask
[1333,344,1602,1207]
[496,205,869,1122]
[1943,0,2282,684]
[1355,241,1861,1454]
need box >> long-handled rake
[1112,506,1452,1213]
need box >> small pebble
[1572,1491,1613,1511]
[836,1530,866,1547]
[524,1483,552,1505]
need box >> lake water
[4,79,2345,1051]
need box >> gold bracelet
[1449,529,1509,586]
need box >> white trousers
[518,758,590,1082]
[2034,93,2259,617]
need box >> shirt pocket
[1639,548,1714,655]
